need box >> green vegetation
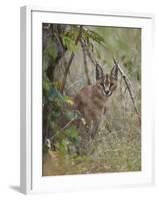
[42,24,141,176]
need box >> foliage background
[42,23,141,175]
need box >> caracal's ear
[96,64,104,80]
[111,64,118,80]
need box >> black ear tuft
[111,64,118,80]
[96,64,104,80]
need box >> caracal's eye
[100,82,104,87]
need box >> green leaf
[47,88,63,102]
[51,111,61,119]
[63,95,70,101]
[65,111,76,120]
[62,36,78,53]
[45,39,58,61]
[56,139,69,153]
[48,47,57,60]
[82,28,104,44]
[48,88,59,101]
[65,126,78,139]
[43,80,50,92]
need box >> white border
[20,6,154,194]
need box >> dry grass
[43,83,141,176]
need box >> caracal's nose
[105,90,110,95]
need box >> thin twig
[65,79,83,92]
[49,118,76,141]
[80,40,91,85]
[61,26,83,93]
[61,118,76,131]
[80,39,97,66]
[113,58,140,124]
[118,65,138,114]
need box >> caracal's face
[96,64,118,97]
[98,73,118,97]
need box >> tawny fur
[73,65,118,138]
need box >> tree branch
[80,39,97,66]
[113,58,140,124]
[80,40,91,85]
[61,26,83,93]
